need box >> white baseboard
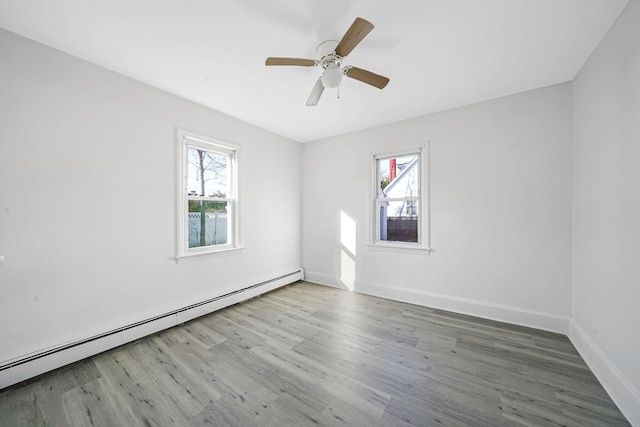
[304,270,570,334]
[569,319,640,427]
[302,271,339,289]
[0,269,304,390]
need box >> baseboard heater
[0,269,304,389]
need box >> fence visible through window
[188,212,228,247]
[386,216,418,242]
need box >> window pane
[378,201,418,243]
[378,154,419,197]
[188,200,228,248]
[187,146,229,197]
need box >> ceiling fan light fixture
[321,66,343,88]
[265,17,389,105]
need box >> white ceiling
[0,0,628,143]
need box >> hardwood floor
[0,281,630,426]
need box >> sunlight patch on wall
[339,210,357,291]
[340,250,356,291]
[340,211,357,256]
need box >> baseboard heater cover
[0,269,303,389]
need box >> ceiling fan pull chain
[337,85,340,99]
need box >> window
[177,129,240,260]
[371,145,430,253]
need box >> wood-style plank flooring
[0,281,630,426]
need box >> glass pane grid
[187,196,232,202]
[378,197,419,202]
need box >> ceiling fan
[265,17,390,106]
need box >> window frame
[176,128,242,262]
[368,143,431,254]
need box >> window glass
[375,153,420,244]
[187,147,229,197]
[188,201,228,248]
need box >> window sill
[175,246,244,264]
[367,243,432,255]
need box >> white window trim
[367,142,431,254]
[175,128,242,263]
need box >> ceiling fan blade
[335,17,374,57]
[345,66,389,89]
[306,78,324,106]
[265,57,317,66]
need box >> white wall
[0,29,301,366]
[571,0,640,422]
[302,83,573,333]
[2,9,638,419]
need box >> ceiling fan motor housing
[316,40,339,62]
[317,40,343,88]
